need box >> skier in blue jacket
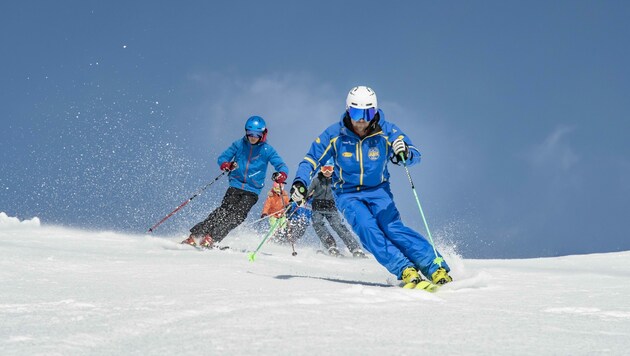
[182,116,289,249]
[289,86,452,289]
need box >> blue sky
[1,1,629,258]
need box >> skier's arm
[386,123,421,166]
[217,140,240,168]
[267,145,289,176]
[281,191,290,207]
[293,129,336,186]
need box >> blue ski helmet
[245,116,266,132]
[244,116,268,142]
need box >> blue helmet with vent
[245,116,266,132]
[244,116,268,142]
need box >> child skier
[182,116,289,249]
[289,86,452,289]
[261,182,290,242]
[308,159,365,258]
[282,202,312,244]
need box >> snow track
[1,214,629,355]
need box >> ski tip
[400,281,439,292]
[415,280,439,293]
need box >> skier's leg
[287,216,309,242]
[277,216,287,232]
[268,216,278,235]
[325,211,360,252]
[269,216,278,230]
[274,216,289,242]
[189,187,237,236]
[336,193,413,279]
[369,186,450,278]
[209,188,258,242]
[312,210,336,249]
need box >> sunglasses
[347,107,377,121]
[246,130,263,138]
[321,165,334,173]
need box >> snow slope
[1,213,629,355]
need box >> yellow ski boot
[431,268,453,285]
[401,267,421,289]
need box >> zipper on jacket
[242,144,253,190]
[357,142,363,190]
[357,131,384,191]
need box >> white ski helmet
[346,86,377,110]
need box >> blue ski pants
[335,184,449,279]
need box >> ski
[401,280,440,293]
[316,249,345,258]
[182,242,230,251]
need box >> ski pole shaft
[400,155,443,267]
[248,213,285,262]
[248,202,298,261]
[282,199,313,256]
[147,171,227,233]
[247,206,287,226]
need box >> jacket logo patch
[368,147,380,161]
[342,152,353,158]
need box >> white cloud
[185,71,341,168]
[526,125,579,171]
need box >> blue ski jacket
[218,137,288,195]
[293,110,421,194]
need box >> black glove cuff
[390,151,412,165]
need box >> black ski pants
[190,187,258,242]
[311,209,360,252]
[282,215,310,243]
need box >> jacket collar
[242,136,264,146]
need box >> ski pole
[147,171,227,233]
[287,224,298,257]
[399,155,443,267]
[248,206,290,262]
[246,206,288,226]
[247,203,295,262]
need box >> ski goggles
[347,107,377,121]
[246,130,263,138]
[321,165,334,173]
